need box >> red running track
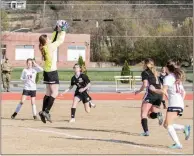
[1,92,193,100]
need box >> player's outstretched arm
[149,85,168,97]
[79,83,91,93]
[32,60,43,73]
[135,80,147,95]
[60,85,73,96]
[50,20,68,50]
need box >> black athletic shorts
[43,70,59,84]
[167,107,183,116]
[22,90,36,97]
[74,91,92,104]
[143,93,162,107]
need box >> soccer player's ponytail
[166,60,185,82]
[39,35,47,61]
[144,58,158,78]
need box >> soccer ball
[56,20,68,29]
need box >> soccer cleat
[11,112,17,119]
[157,112,163,125]
[39,111,46,124]
[184,125,191,140]
[140,131,149,136]
[89,102,96,108]
[42,111,52,123]
[69,118,76,123]
[33,116,38,120]
[168,144,182,149]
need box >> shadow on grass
[53,127,141,137]
[1,117,35,121]
[63,137,167,149]
[1,117,71,123]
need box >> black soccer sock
[141,118,148,132]
[71,108,76,118]
[149,112,158,119]
[42,95,50,111]
[45,96,55,113]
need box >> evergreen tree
[121,60,131,83]
[78,56,87,75]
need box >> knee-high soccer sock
[173,124,185,132]
[149,112,158,119]
[45,96,55,113]
[15,103,23,113]
[71,108,76,118]
[32,104,37,116]
[167,125,181,145]
[141,118,148,132]
[42,95,50,111]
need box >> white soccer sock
[15,103,22,113]
[173,124,185,132]
[167,125,181,145]
[32,104,37,116]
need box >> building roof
[2,32,90,43]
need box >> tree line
[1,0,193,66]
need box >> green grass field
[10,68,193,82]
[11,70,141,81]
[186,72,193,83]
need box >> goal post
[114,75,142,93]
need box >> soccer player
[61,63,95,123]
[159,66,168,109]
[135,58,163,136]
[149,60,190,149]
[38,20,68,123]
[11,58,43,120]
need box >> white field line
[25,127,184,155]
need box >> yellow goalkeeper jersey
[43,31,66,72]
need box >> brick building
[1,0,26,9]
[1,32,90,68]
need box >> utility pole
[193,1,194,92]
[96,21,99,56]
[42,0,47,27]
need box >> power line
[25,3,193,6]
[44,8,192,12]
[91,35,193,38]
[70,17,191,20]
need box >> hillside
[2,0,193,66]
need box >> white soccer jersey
[163,73,185,108]
[20,66,43,91]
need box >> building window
[15,45,34,60]
[1,45,6,59]
[67,45,86,61]
[1,45,6,64]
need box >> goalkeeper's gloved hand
[55,20,69,32]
